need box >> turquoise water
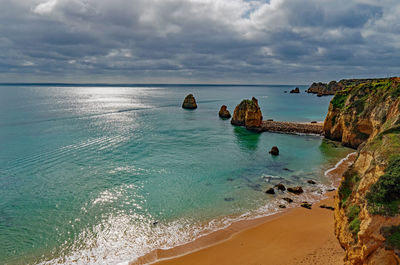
[0,84,351,264]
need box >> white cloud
[33,0,58,15]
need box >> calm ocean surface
[0,84,352,264]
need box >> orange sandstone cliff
[323,78,400,264]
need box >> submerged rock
[287,186,304,194]
[279,205,286,209]
[219,105,231,119]
[182,94,197,109]
[231,97,263,130]
[265,188,275,194]
[307,180,316,185]
[269,146,279,156]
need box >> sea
[0,84,352,264]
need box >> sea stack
[218,105,231,119]
[182,94,197,109]
[231,97,263,130]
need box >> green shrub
[331,91,349,109]
[349,217,361,235]
[347,204,360,220]
[338,169,360,205]
[366,155,400,216]
[381,226,400,250]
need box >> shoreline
[130,152,356,265]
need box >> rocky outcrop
[323,78,400,149]
[307,78,389,96]
[324,77,400,264]
[219,105,231,119]
[290,87,300,93]
[182,94,197,109]
[269,146,279,156]
[231,97,263,130]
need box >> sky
[0,0,399,84]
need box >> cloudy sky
[1,0,399,84]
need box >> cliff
[231,97,262,130]
[323,78,400,264]
[308,78,388,96]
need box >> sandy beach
[131,153,356,265]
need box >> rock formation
[182,94,197,109]
[218,105,231,119]
[307,78,389,96]
[231,97,263,130]
[269,146,279,156]
[287,186,304,194]
[290,87,300,93]
[323,77,400,264]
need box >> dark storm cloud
[0,0,399,83]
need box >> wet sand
[131,153,355,265]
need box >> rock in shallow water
[269,146,279,156]
[282,197,293,203]
[274,183,286,191]
[182,94,197,109]
[265,188,275,194]
[287,186,304,194]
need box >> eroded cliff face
[324,78,400,264]
[231,97,263,130]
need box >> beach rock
[279,205,286,209]
[307,180,316,185]
[182,94,197,109]
[320,204,334,211]
[287,186,304,194]
[311,121,317,124]
[289,87,300,93]
[274,183,286,191]
[282,197,293,203]
[218,105,231,119]
[267,119,274,121]
[269,146,279,156]
[265,188,275,194]
[231,97,263,130]
[301,202,312,209]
